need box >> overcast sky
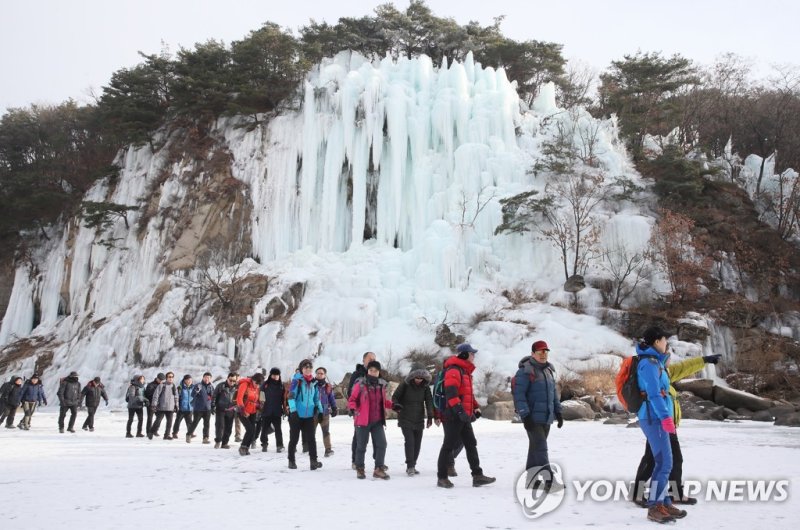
[2,0,797,112]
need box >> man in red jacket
[436,343,496,489]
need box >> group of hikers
[1,329,720,522]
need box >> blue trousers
[639,420,673,506]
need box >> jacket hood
[517,355,531,368]
[520,356,554,372]
[405,365,432,384]
[636,343,669,364]
[443,355,475,373]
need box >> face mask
[366,375,379,384]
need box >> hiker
[436,343,496,489]
[633,352,722,507]
[229,372,242,442]
[287,359,323,470]
[149,372,178,440]
[125,375,148,437]
[187,372,214,444]
[80,376,109,432]
[392,363,434,476]
[235,372,264,456]
[512,340,563,489]
[1,376,24,428]
[634,327,686,523]
[212,372,238,449]
[144,373,164,436]
[57,371,82,433]
[259,368,285,452]
[18,374,46,430]
[172,374,194,439]
[348,351,375,468]
[349,360,393,479]
[314,366,338,457]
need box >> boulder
[673,379,714,401]
[435,323,464,349]
[579,395,606,413]
[603,417,630,425]
[488,391,513,405]
[774,413,800,427]
[626,420,640,429]
[677,319,710,343]
[735,407,754,416]
[559,400,595,421]
[751,410,775,422]
[481,402,516,421]
[769,405,797,419]
[564,274,586,293]
[335,398,349,413]
[712,385,773,412]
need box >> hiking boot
[373,467,390,480]
[406,467,417,476]
[186,434,192,443]
[221,444,231,449]
[447,465,457,477]
[163,435,173,440]
[238,446,249,456]
[202,438,210,444]
[214,442,221,449]
[59,428,64,433]
[324,448,334,457]
[663,504,687,519]
[136,433,145,438]
[472,474,496,487]
[288,460,297,469]
[310,460,323,470]
[673,496,697,505]
[5,425,16,429]
[147,433,153,440]
[356,467,366,479]
[276,446,284,453]
[437,478,454,488]
[647,503,675,524]
[82,426,89,431]
[126,433,134,438]
[381,465,389,472]
[89,428,94,432]
[262,445,268,452]
[68,428,75,433]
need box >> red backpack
[615,356,645,413]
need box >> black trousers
[151,411,174,436]
[58,405,78,430]
[127,408,143,435]
[437,419,482,479]
[239,414,257,448]
[260,414,283,447]
[525,422,551,470]
[401,425,424,467]
[288,416,317,461]
[189,410,211,438]
[2,404,17,426]
[633,432,684,502]
[82,406,98,429]
[146,408,156,434]
[214,411,234,444]
[173,411,193,434]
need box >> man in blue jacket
[187,372,214,443]
[18,374,46,430]
[173,374,194,439]
[512,340,563,490]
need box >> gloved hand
[703,354,722,364]
[556,413,564,429]
[474,409,482,419]
[426,418,433,428]
[290,412,299,423]
[331,408,338,418]
[661,417,676,434]
[317,412,324,423]
[453,404,470,423]
[392,403,404,412]
[523,415,535,431]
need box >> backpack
[615,356,646,413]
[432,366,463,413]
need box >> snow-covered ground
[2,411,798,529]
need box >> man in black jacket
[57,371,82,433]
[144,373,164,436]
[348,351,375,468]
[1,376,24,427]
[212,372,238,449]
[81,376,109,431]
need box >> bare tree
[599,237,650,308]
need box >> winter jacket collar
[636,344,668,365]
[443,355,475,374]
[405,367,432,384]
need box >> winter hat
[531,340,550,352]
[642,327,668,347]
[68,371,79,378]
[269,367,281,376]
[93,376,101,383]
[156,373,166,381]
[366,360,382,372]
[456,343,478,359]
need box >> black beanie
[367,360,382,372]
[269,367,281,376]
